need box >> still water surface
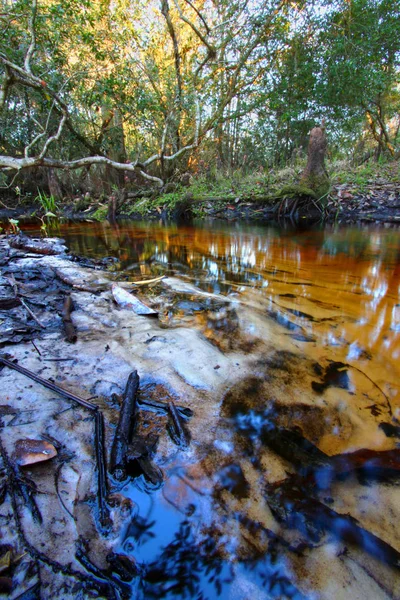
[19,219,400,598]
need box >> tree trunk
[299,123,330,199]
[47,168,63,200]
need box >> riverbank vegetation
[0,0,399,216]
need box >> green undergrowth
[330,157,400,192]
[10,157,396,222]
[120,157,399,219]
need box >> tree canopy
[0,0,399,189]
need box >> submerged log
[109,371,140,480]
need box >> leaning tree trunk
[299,122,330,199]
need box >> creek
[1,218,400,599]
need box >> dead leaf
[13,439,57,466]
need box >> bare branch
[183,0,210,33]
[173,0,216,55]
[24,0,37,75]
[39,111,67,159]
[138,170,164,186]
[0,65,12,112]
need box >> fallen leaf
[13,439,57,466]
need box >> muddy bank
[0,234,400,599]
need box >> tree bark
[299,123,330,199]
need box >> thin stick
[30,340,41,356]
[19,296,45,328]
[138,397,193,419]
[94,410,110,527]
[0,355,97,410]
[6,275,45,328]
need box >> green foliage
[0,0,399,186]
[35,189,59,214]
[8,218,20,234]
[91,205,108,221]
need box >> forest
[0,0,399,206]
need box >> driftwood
[61,295,77,343]
[111,283,158,317]
[109,371,140,480]
[9,234,66,256]
[167,401,190,448]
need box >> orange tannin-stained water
[27,219,399,408]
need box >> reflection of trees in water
[132,513,306,600]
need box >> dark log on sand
[109,371,140,480]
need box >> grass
[35,189,59,214]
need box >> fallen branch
[94,411,110,528]
[109,371,139,480]
[9,233,66,255]
[137,397,193,419]
[167,401,190,448]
